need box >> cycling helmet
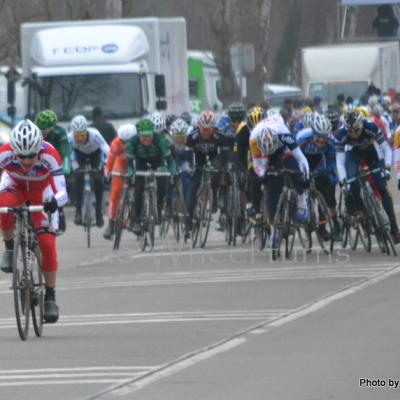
[198,109,216,129]
[356,106,370,118]
[246,106,265,130]
[117,123,136,142]
[10,119,42,156]
[136,118,154,136]
[166,114,177,127]
[170,118,189,138]
[266,109,284,124]
[71,115,88,132]
[325,109,340,130]
[257,127,281,155]
[180,111,192,125]
[149,111,166,133]
[302,111,315,128]
[368,95,379,108]
[311,114,332,138]
[344,110,363,129]
[227,102,246,122]
[35,109,57,131]
[381,95,392,107]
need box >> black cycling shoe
[44,300,59,323]
[318,225,331,242]
[131,221,142,235]
[74,209,83,226]
[0,250,13,273]
[96,211,104,228]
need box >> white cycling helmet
[198,109,216,129]
[266,109,284,124]
[302,112,315,128]
[117,123,137,142]
[10,119,42,156]
[257,127,281,155]
[170,118,189,137]
[149,111,166,133]
[311,114,332,138]
[71,115,88,132]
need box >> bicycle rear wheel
[171,185,186,243]
[139,191,150,251]
[30,246,44,337]
[13,235,30,341]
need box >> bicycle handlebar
[0,205,44,214]
[345,167,382,184]
[135,171,171,177]
[265,168,304,177]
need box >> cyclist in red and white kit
[0,119,68,323]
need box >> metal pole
[341,5,348,41]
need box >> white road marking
[0,366,160,387]
[0,310,292,329]
[87,263,400,399]
[0,263,396,294]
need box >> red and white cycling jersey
[0,141,68,207]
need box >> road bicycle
[75,163,98,248]
[112,173,135,250]
[268,169,303,260]
[297,172,334,254]
[0,205,45,341]
[160,171,187,242]
[344,167,396,256]
[135,169,170,251]
[191,157,218,249]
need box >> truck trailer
[20,18,190,127]
[301,41,400,105]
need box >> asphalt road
[0,203,399,400]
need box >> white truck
[301,41,400,105]
[20,18,189,127]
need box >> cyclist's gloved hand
[339,179,350,193]
[384,165,391,181]
[44,197,58,213]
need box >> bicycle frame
[0,205,45,340]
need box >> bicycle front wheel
[13,235,30,341]
[314,191,334,254]
[113,190,128,250]
[271,193,287,260]
[30,246,44,337]
[83,191,92,248]
[198,187,213,249]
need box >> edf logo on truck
[52,43,118,55]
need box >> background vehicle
[187,50,223,114]
[20,18,190,127]
[264,83,303,109]
[301,41,400,105]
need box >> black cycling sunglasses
[17,153,39,159]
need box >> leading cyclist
[0,120,68,323]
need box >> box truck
[20,18,190,127]
[301,41,400,105]
[187,50,223,115]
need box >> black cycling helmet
[246,106,265,130]
[325,108,340,131]
[180,111,192,126]
[166,114,177,128]
[228,102,246,123]
[344,110,363,129]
